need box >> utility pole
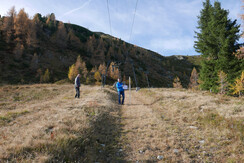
[145,72,150,90]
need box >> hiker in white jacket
[75,74,81,98]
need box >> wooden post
[101,74,104,89]
[129,76,131,105]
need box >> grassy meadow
[0,84,243,162]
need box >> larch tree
[218,71,228,94]
[14,8,29,44]
[75,55,82,74]
[109,62,119,80]
[3,6,16,44]
[30,53,39,70]
[237,1,244,71]
[42,69,50,83]
[26,19,37,47]
[106,47,114,61]
[56,21,68,48]
[188,67,199,90]
[81,61,88,79]
[173,76,182,88]
[36,68,42,82]
[94,71,101,84]
[74,55,88,81]
[95,37,105,62]
[33,13,44,37]
[90,66,98,73]
[13,42,24,59]
[68,64,76,81]
[0,16,3,41]
[123,75,126,83]
[231,71,244,97]
[68,28,82,49]
[46,13,56,31]
[87,34,96,54]
[98,62,106,75]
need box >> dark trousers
[75,87,80,98]
[118,91,125,104]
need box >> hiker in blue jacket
[116,78,125,105]
[75,74,81,98]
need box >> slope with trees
[0,7,199,87]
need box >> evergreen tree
[194,0,212,56]
[194,0,217,92]
[199,59,219,92]
[208,2,241,83]
[194,0,241,93]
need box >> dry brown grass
[0,84,123,162]
[119,88,243,162]
[0,84,243,162]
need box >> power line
[106,0,112,35]
[129,0,139,42]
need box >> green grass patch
[55,78,71,85]
[233,107,242,114]
[9,88,60,103]
[198,112,244,142]
[0,110,29,125]
[197,112,225,128]
[6,135,88,162]
[0,102,8,107]
[140,89,156,97]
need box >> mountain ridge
[0,9,201,87]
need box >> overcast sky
[0,0,243,56]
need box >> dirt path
[121,90,166,162]
[120,88,244,162]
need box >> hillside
[0,9,201,87]
[0,84,243,162]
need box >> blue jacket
[116,82,124,92]
[75,76,80,87]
